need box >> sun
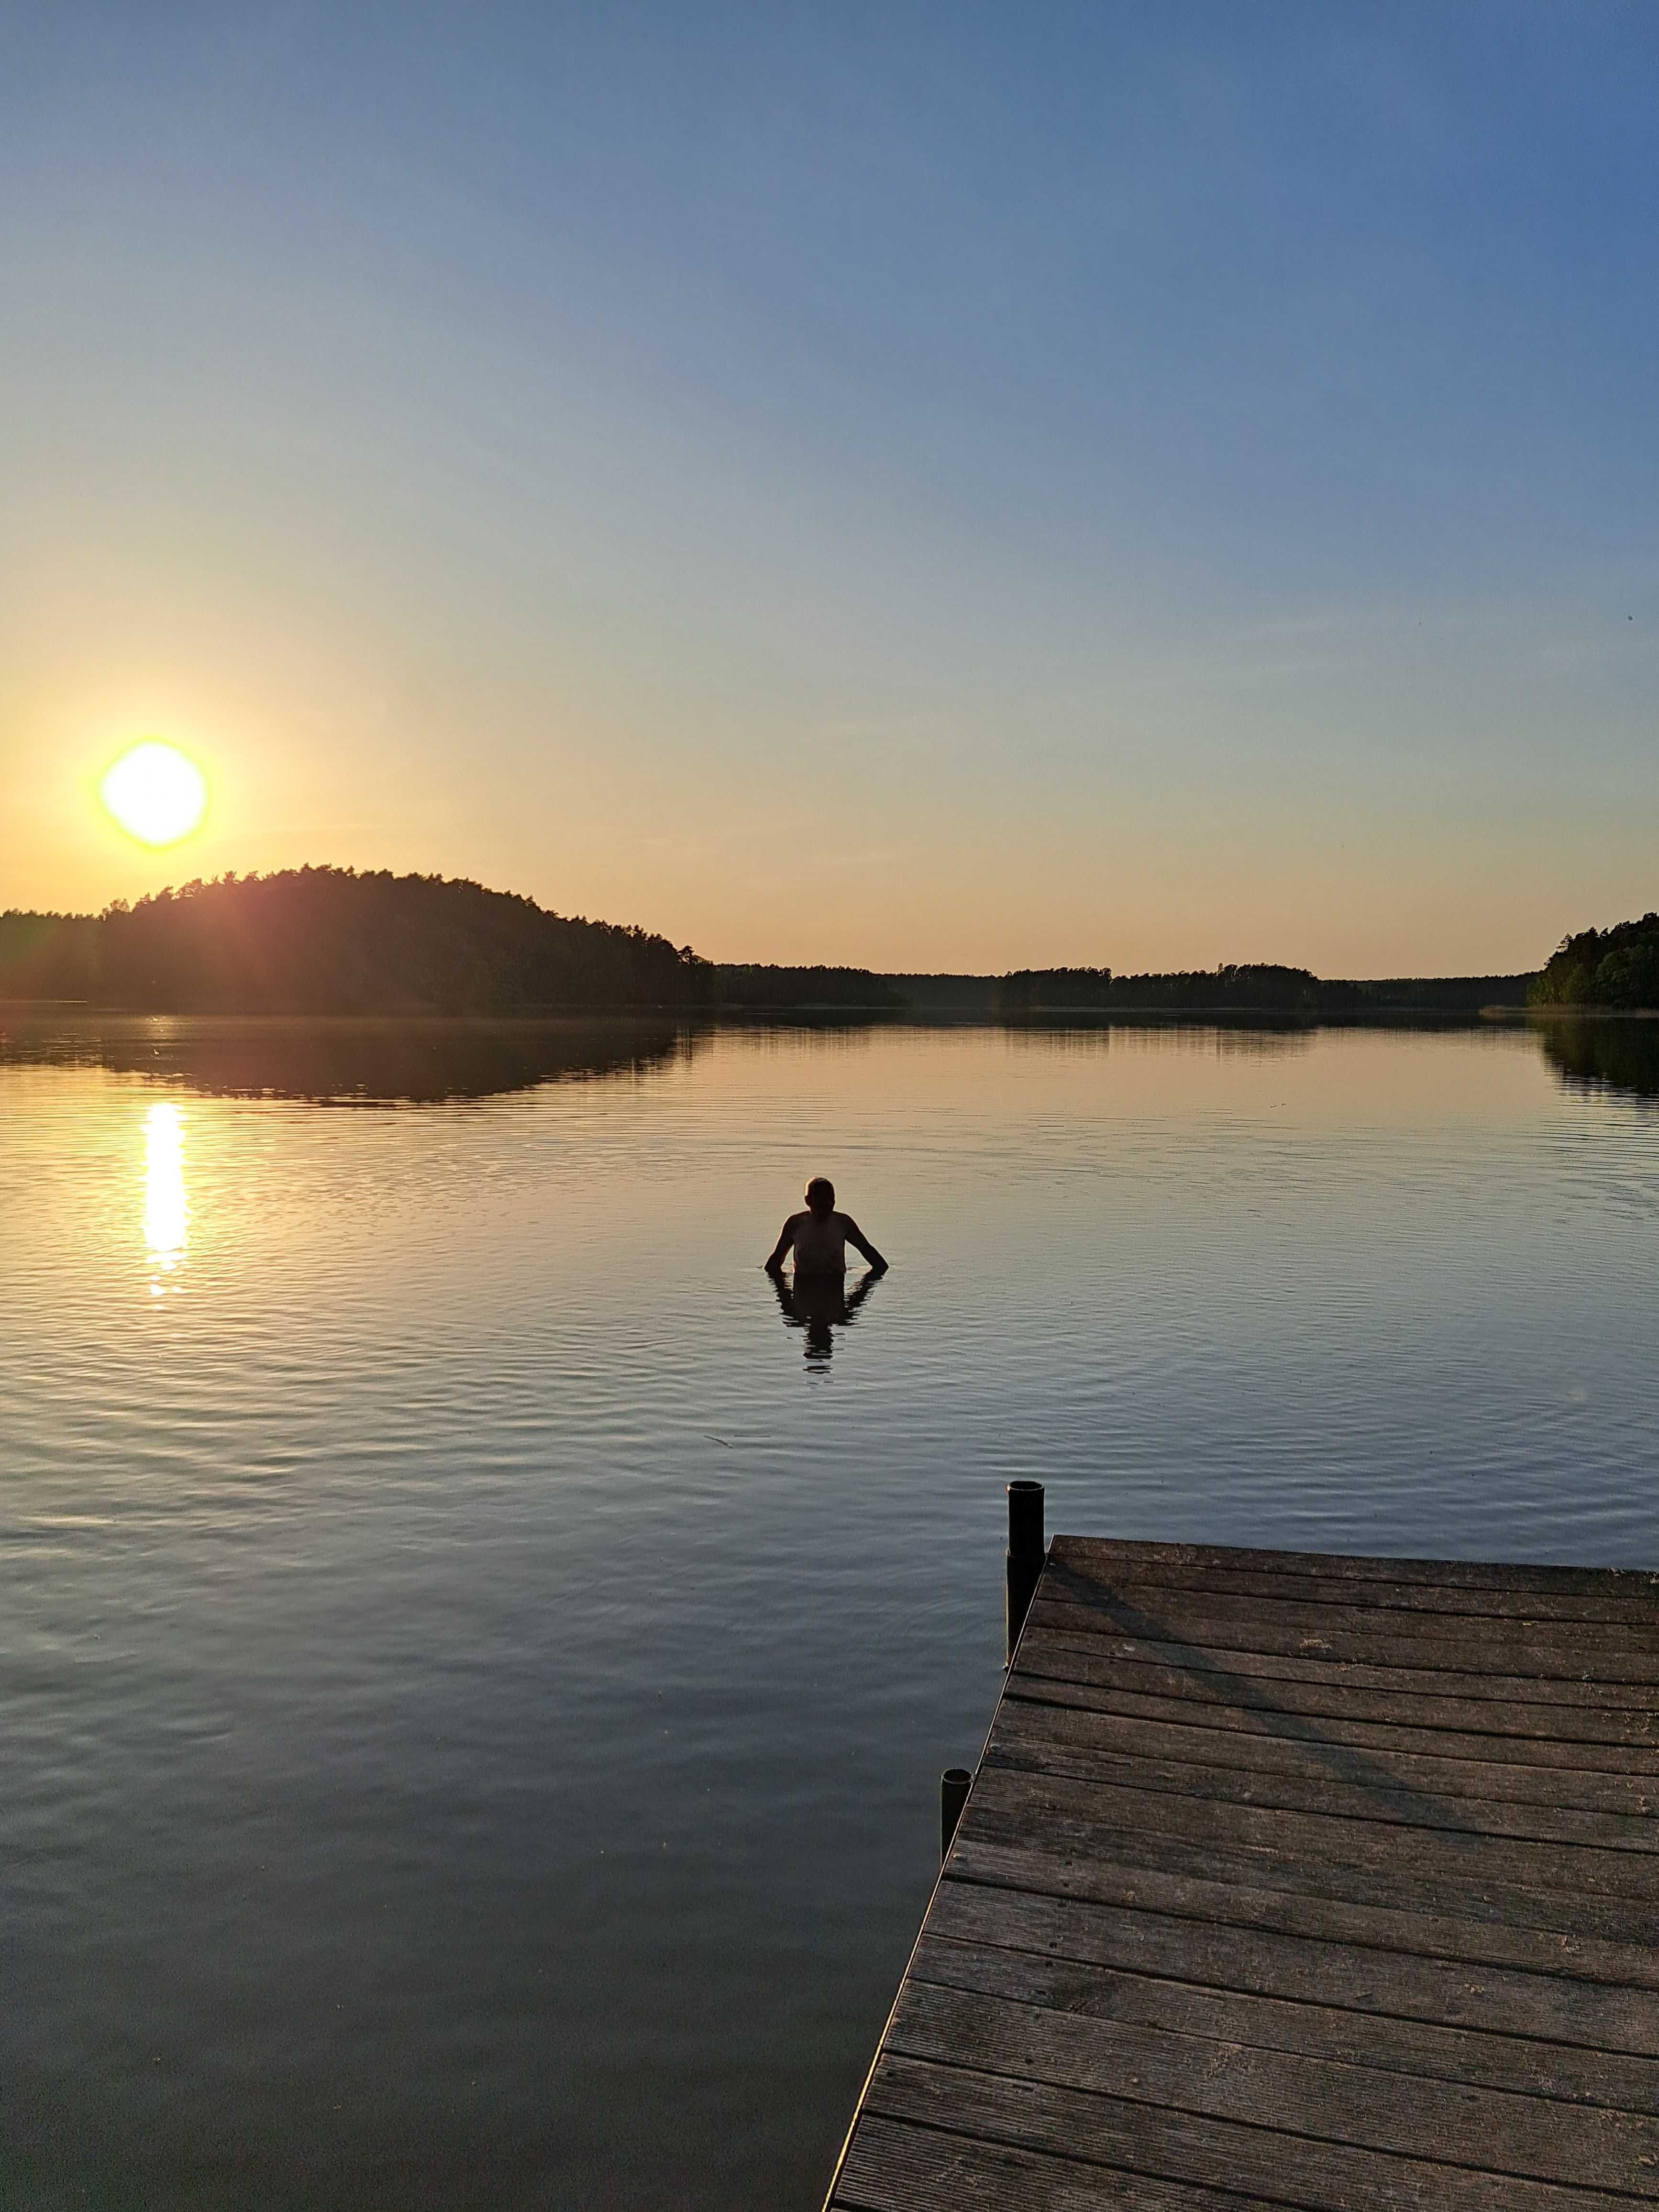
[100,741,210,847]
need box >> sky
[2,1,1656,975]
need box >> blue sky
[2,2,1655,970]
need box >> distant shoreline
[0,871,1558,1021]
[1,997,1576,1024]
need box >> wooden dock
[824,1531,1659,2211]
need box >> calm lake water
[3,1011,1657,2208]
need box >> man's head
[805,1176,835,1216]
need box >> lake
[2,1010,1656,2207]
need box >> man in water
[764,1177,887,1279]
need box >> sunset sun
[100,741,210,847]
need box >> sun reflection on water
[144,1102,188,1290]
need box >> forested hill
[991,966,1534,1014]
[1530,913,1659,1009]
[0,868,711,1013]
[996,964,1331,1013]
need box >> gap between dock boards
[823,1487,1659,2212]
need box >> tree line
[0,868,712,1013]
[1530,913,1659,1010]
[716,965,903,1011]
[995,964,1350,1013]
[11,865,1630,1018]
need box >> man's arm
[764,1214,801,1273]
[843,1218,887,1272]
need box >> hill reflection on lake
[0,1007,1548,1108]
[0,1011,709,1103]
[1537,1014,1659,1103]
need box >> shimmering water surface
[3,1012,1657,2208]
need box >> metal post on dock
[1005,1479,1045,1664]
[939,1767,972,1864]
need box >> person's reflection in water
[769,1265,883,1370]
[763,1176,889,1371]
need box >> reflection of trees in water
[0,1014,709,1104]
[1011,1014,1530,1062]
[1006,1018,1316,1060]
[1537,1018,1659,1104]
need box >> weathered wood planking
[824,1534,1659,2212]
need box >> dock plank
[832,2111,1284,2212]
[921,1885,1659,2076]
[886,1978,1659,2191]
[995,1691,1659,1814]
[970,1759,1659,1898]
[823,1535,1659,2211]
[907,1932,1659,2113]
[1029,1591,1659,1685]
[954,1828,1659,1986]
[1051,1536,1659,1603]
[1019,1621,1659,1721]
[858,2055,1639,2211]
[1006,1657,1659,1771]
[1046,1541,1659,1626]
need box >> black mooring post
[940,1767,972,1864]
[1005,1479,1045,1665]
